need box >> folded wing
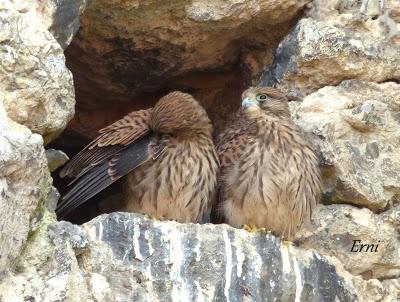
[60,109,152,178]
[216,114,257,169]
[56,109,165,219]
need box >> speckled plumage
[216,87,321,239]
[57,91,219,223]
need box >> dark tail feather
[57,163,112,218]
[59,145,123,178]
[56,135,158,219]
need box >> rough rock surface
[10,0,89,49]
[1,0,400,300]
[291,80,400,211]
[0,212,379,302]
[36,0,89,49]
[0,101,52,275]
[298,204,400,280]
[0,2,75,143]
[353,277,400,302]
[45,149,69,173]
[261,0,400,96]
[66,0,309,107]
[70,0,309,97]
[0,0,81,278]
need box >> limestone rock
[45,149,69,173]
[0,211,88,301]
[36,0,89,49]
[0,101,52,275]
[10,0,89,49]
[298,204,400,280]
[353,277,400,302]
[261,0,400,96]
[0,212,377,301]
[80,213,361,301]
[291,80,400,211]
[1,0,399,300]
[0,3,75,143]
[66,0,309,106]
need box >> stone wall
[0,0,399,301]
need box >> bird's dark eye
[256,94,268,102]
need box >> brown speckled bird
[215,87,321,240]
[57,91,219,223]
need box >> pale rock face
[0,213,366,302]
[1,213,399,301]
[0,0,400,300]
[0,211,89,302]
[0,0,79,277]
[7,0,89,48]
[353,277,400,302]
[45,149,69,173]
[0,3,75,143]
[185,0,307,23]
[298,204,400,280]
[0,101,52,275]
[291,80,400,211]
[261,0,400,97]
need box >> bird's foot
[279,235,295,246]
[243,224,257,232]
[147,215,162,221]
[243,224,271,233]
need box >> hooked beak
[242,97,259,110]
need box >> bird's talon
[243,224,257,232]
[243,224,252,232]
[243,224,270,233]
[147,215,162,221]
[282,239,294,246]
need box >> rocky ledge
[1,0,400,301]
[0,212,376,301]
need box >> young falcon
[57,91,219,223]
[215,87,321,240]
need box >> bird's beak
[242,97,259,111]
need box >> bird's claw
[243,224,271,233]
[282,239,294,246]
[243,224,257,232]
[147,215,162,221]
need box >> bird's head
[151,91,212,136]
[241,87,290,119]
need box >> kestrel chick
[57,91,219,223]
[216,87,321,240]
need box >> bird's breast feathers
[221,118,319,205]
[125,138,218,223]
